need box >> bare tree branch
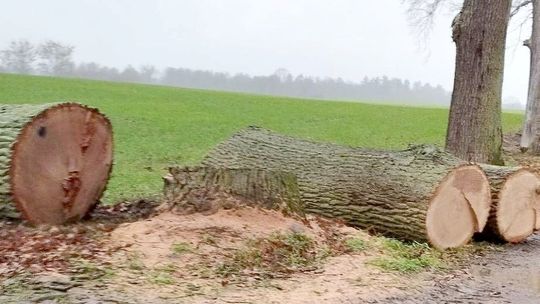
[511,0,532,18]
[404,0,446,39]
[403,0,461,43]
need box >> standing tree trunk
[446,0,511,165]
[521,0,540,153]
[0,103,113,225]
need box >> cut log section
[426,166,492,249]
[481,166,540,242]
[0,103,113,225]
[190,127,492,249]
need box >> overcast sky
[0,0,532,103]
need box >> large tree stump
[0,103,113,225]
[194,127,492,249]
[162,166,303,215]
[481,165,540,242]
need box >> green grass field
[0,73,524,203]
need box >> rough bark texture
[446,0,511,165]
[521,0,540,153]
[0,103,113,224]
[162,166,303,215]
[199,127,490,246]
[0,104,58,219]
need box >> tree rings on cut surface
[484,168,540,243]
[426,165,491,250]
[10,103,113,225]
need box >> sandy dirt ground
[101,208,421,304]
[4,202,540,304]
[0,204,425,304]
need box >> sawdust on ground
[102,206,418,304]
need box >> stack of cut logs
[0,102,536,250]
[164,127,540,250]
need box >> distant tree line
[0,39,450,105]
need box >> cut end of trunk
[10,103,113,225]
[426,165,491,250]
[536,208,540,231]
[494,169,539,243]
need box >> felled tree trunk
[481,165,540,242]
[193,127,492,249]
[0,103,113,225]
